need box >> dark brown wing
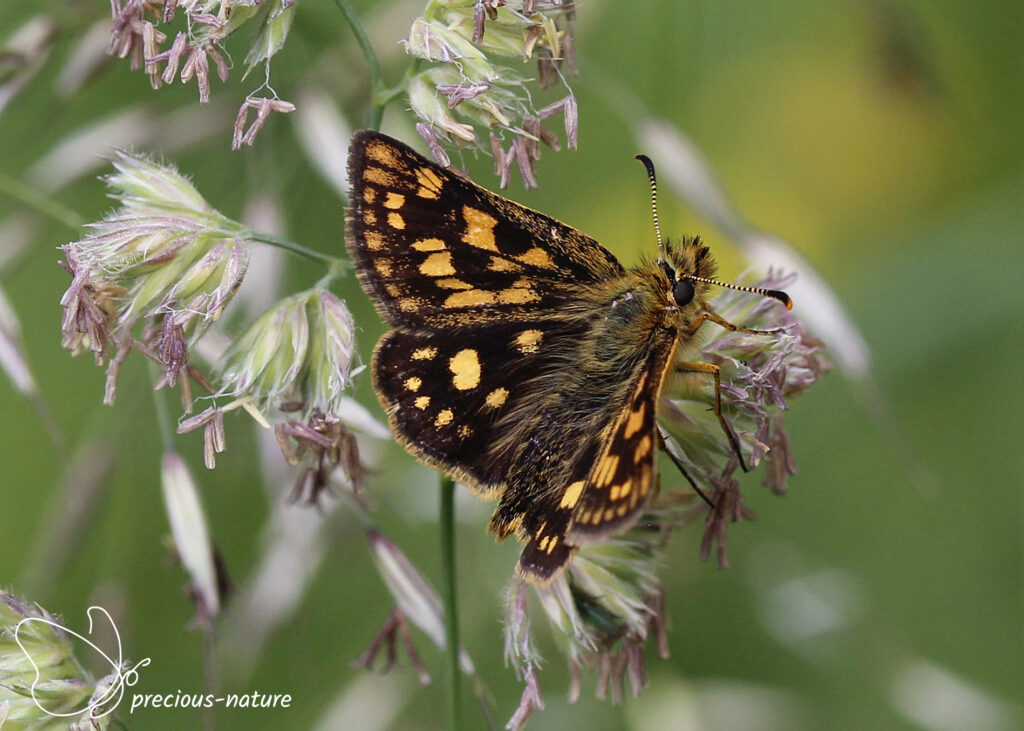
[345,131,625,329]
[373,319,588,494]
[513,331,680,583]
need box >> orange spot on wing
[363,166,396,186]
[515,329,543,354]
[462,206,499,252]
[634,434,652,463]
[419,252,456,277]
[449,349,481,390]
[624,403,646,438]
[366,140,400,168]
[445,289,497,307]
[485,388,509,408]
[560,480,585,509]
[416,167,443,198]
[516,247,556,269]
[497,287,540,304]
[593,455,620,488]
[411,238,446,252]
[488,257,522,272]
[364,231,385,250]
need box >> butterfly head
[636,153,792,312]
[660,237,717,305]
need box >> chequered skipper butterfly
[345,131,791,584]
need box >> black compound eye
[673,278,695,306]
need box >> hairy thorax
[493,246,712,499]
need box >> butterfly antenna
[635,154,666,261]
[686,274,793,309]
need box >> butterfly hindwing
[345,131,625,329]
[373,318,588,493]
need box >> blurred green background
[0,1,1020,729]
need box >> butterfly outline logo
[13,605,150,720]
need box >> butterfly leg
[675,304,786,470]
[699,306,787,337]
[657,426,715,508]
[674,360,749,472]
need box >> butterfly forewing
[509,333,677,582]
[346,131,625,329]
[566,334,678,543]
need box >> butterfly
[345,131,790,584]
